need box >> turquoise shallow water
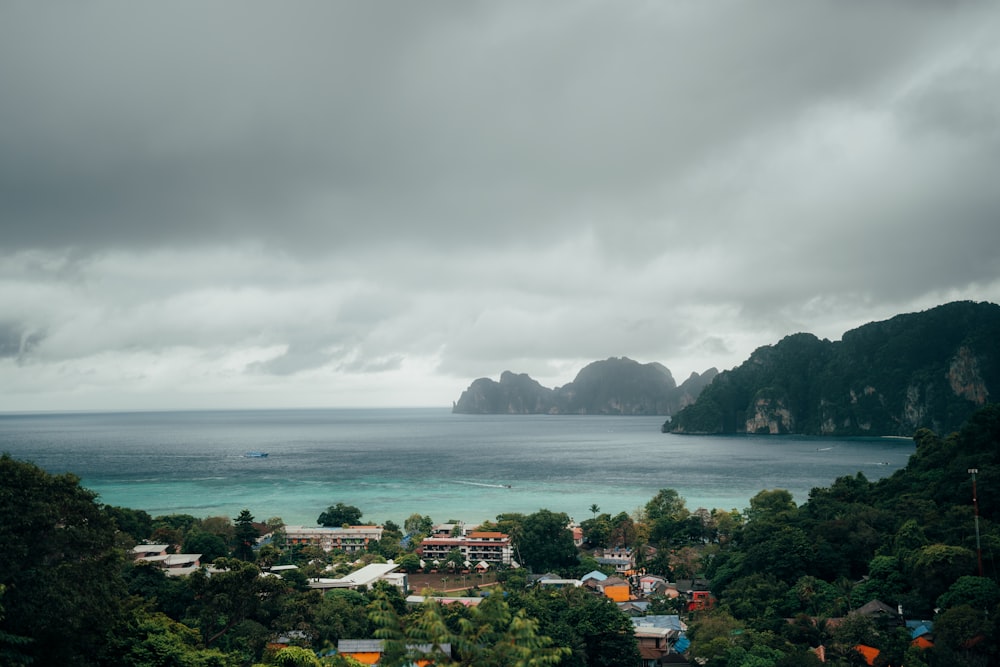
[0,408,915,526]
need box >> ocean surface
[0,408,916,526]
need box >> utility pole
[969,468,984,577]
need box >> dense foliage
[668,300,1000,435]
[691,403,1000,666]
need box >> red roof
[854,644,880,666]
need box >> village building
[282,525,384,553]
[308,562,407,592]
[131,544,203,577]
[337,639,448,666]
[593,546,636,574]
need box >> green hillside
[667,301,1000,436]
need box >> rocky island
[452,356,717,415]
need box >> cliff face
[668,301,1000,436]
[453,357,717,415]
[452,372,554,414]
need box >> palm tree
[589,504,600,519]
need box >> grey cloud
[2,2,989,256]
[0,322,44,359]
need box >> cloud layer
[2,2,999,410]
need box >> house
[309,563,407,592]
[639,574,669,596]
[675,579,714,612]
[337,639,450,666]
[856,599,903,626]
[132,545,203,576]
[417,530,512,566]
[580,570,608,584]
[570,523,584,547]
[617,600,650,616]
[594,547,635,574]
[598,576,631,602]
[908,620,934,650]
[632,616,688,666]
[282,525,384,553]
[266,630,310,653]
[685,590,715,612]
[854,644,881,666]
[537,577,582,590]
[406,595,483,607]
[131,544,169,559]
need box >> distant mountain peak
[453,358,714,415]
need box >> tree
[186,558,288,650]
[907,543,976,604]
[937,576,1000,613]
[272,645,323,666]
[645,488,689,523]
[0,585,32,667]
[0,454,127,665]
[313,589,372,648]
[234,509,259,560]
[184,527,229,562]
[109,610,238,667]
[932,604,995,665]
[580,514,612,549]
[563,593,641,667]
[404,513,435,537]
[369,591,569,666]
[104,505,154,541]
[318,503,363,527]
[518,509,578,572]
[746,488,796,523]
[396,553,422,573]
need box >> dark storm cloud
[2,1,987,255]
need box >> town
[132,514,711,666]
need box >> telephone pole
[969,468,983,577]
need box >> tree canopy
[317,502,364,527]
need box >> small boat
[244,451,269,458]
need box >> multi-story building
[418,530,512,566]
[594,547,635,574]
[282,525,384,553]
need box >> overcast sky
[2,1,999,412]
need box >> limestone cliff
[453,357,716,416]
[667,301,1000,437]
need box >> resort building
[417,530,513,566]
[281,525,384,553]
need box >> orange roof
[912,635,934,650]
[468,531,507,539]
[854,644,880,666]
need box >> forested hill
[452,356,718,415]
[667,300,1000,436]
[693,404,1000,665]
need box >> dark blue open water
[0,408,915,526]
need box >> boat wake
[453,480,512,489]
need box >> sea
[0,407,916,527]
